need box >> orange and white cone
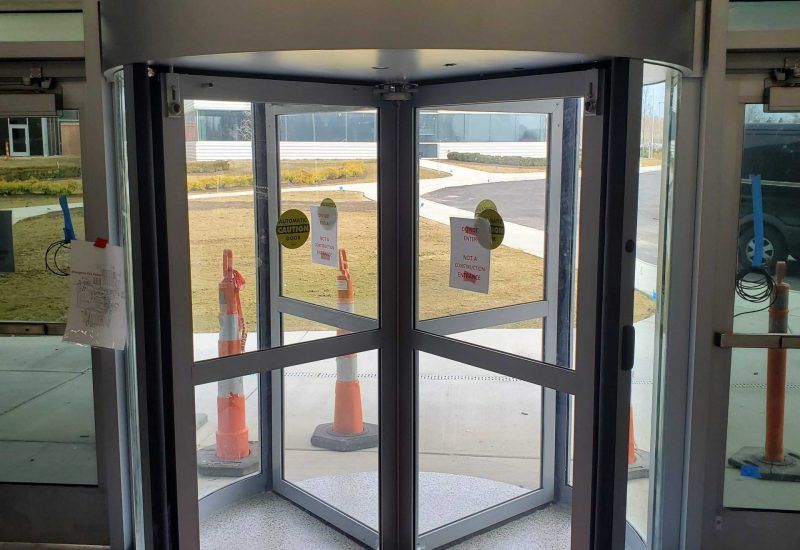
[216,249,249,461]
[333,249,364,436]
[310,248,378,451]
[627,404,650,479]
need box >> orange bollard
[765,262,789,463]
[216,249,249,461]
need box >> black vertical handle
[622,325,636,371]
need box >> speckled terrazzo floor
[199,492,362,550]
[296,470,531,533]
[199,472,570,549]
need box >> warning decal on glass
[449,217,491,294]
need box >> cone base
[627,449,650,481]
[310,422,379,452]
[728,446,800,482]
[197,442,260,478]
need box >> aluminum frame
[406,68,614,549]
[687,70,800,550]
[150,65,639,549]
[159,73,385,549]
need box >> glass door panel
[409,68,616,549]
[275,106,380,322]
[415,99,580,370]
[723,105,800,511]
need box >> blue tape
[750,174,764,268]
[740,464,761,479]
[59,195,76,243]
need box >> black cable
[733,265,775,318]
[45,239,71,276]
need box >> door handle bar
[714,332,800,349]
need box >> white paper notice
[449,217,491,294]
[64,240,128,350]
[310,205,339,267]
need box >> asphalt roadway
[424,169,663,265]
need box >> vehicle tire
[738,224,788,271]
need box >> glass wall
[0,110,97,485]
[625,64,680,547]
[723,105,800,512]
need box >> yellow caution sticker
[474,199,498,217]
[276,209,310,249]
[319,198,337,228]
[476,208,505,250]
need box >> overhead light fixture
[372,66,389,70]
[444,63,457,67]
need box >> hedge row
[446,152,547,167]
[282,161,366,185]
[0,178,82,195]
[0,160,369,195]
[186,160,231,174]
[0,165,82,181]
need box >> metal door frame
[158,73,386,549]
[150,62,642,549]
[689,72,800,550]
[8,120,30,156]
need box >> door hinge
[165,72,183,117]
[374,83,418,101]
[584,81,599,116]
[621,325,635,371]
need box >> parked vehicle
[738,123,800,270]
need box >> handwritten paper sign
[64,240,128,350]
[310,205,339,267]
[449,217,491,294]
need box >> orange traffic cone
[310,249,378,451]
[216,249,250,461]
[628,404,650,480]
[197,250,258,477]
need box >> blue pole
[750,174,764,268]
[59,195,76,243]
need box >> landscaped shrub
[0,178,82,195]
[446,152,547,167]
[186,160,231,174]
[0,165,82,181]
[184,161,367,191]
[281,161,366,185]
[186,175,253,191]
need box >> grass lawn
[0,156,80,169]
[436,159,546,174]
[639,157,662,167]
[185,190,654,332]
[0,189,654,329]
[1,194,82,209]
[0,209,84,322]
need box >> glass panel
[277,108,379,320]
[625,65,680,546]
[281,313,340,345]
[417,105,549,321]
[444,318,544,361]
[0,336,96,484]
[416,100,584,370]
[0,111,95,485]
[724,348,800,511]
[184,100,257,362]
[417,352,550,535]
[195,374,261,499]
[0,12,83,42]
[282,350,379,531]
[723,105,800,511]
